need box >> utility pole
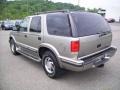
[77,0,80,6]
[119,17,120,23]
[27,0,29,15]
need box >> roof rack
[34,9,70,15]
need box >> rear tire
[10,39,19,55]
[42,51,63,78]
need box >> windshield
[71,12,111,37]
[4,21,14,25]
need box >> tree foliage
[87,8,99,13]
[0,0,6,4]
[0,0,101,20]
[0,0,86,20]
[0,0,6,16]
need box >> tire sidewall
[42,51,59,78]
[10,39,17,55]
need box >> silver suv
[9,10,117,78]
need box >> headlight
[5,25,9,27]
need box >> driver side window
[19,17,30,32]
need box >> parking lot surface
[0,23,120,90]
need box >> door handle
[97,44,101,48]
[38,37,41,40]
[24,35,27,38]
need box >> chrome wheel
[10,39,19,55]
[11,43,15,53]
[43,51,63,78]
[44,57,55,74]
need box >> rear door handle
[97,44,101,48]
[24,35,27,38]
[38,37,41,40]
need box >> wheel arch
[9,35,16,43]
[38,43,60,59]
[38,43,62,67]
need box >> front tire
[10,39,19,55]
[42,51,63,78]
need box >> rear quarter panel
[43,14,78,59]
[44,35,79,59]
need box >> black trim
[61,60,83,67]
[82,47,116,64]
[67,14,73,37]
[61,47,116,67]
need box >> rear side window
[71,12,111,37]
[47,13,72,37]
[30,16,41,32]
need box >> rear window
[71,12,111,37]
[47,13,72,37]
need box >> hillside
[0,0,85,20]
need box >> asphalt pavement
[0,23,120,90]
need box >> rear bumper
[60,47,117,71]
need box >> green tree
[0,0,6,4]
[0,0,86,20]
[87,8,99,13]
[0,0,6,19]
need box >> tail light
[71,40,80,53]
